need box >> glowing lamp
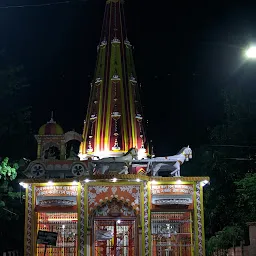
[136,178,140,182]
[19,182,28,188]
[112,178,117,182]
[85,179,90,183]
[176,179,182,184]
[138,148,147,160]
[245,46,256,59]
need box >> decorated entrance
[93,218,137,256]
[91,197,139,256]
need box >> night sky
[1,0,256,157]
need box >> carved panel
[196,182,203,256]
[26,184,33,256]
[143,181,150,256]
[92,197,136,217]
[79,183,85,256]
[87,185,140,214]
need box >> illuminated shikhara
[22,0,209,255]
[79,0,146,160]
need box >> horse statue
[90,148,138,175]
[147,146,192,176]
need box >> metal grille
[93,219,136,256]
[151,212,192,256]
[36,212,78,256]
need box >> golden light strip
[48,218,78,222]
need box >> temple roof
[79,0,147,159]
[20,175,210,183]
[38,118,64,136]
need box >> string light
[47,181,53,186]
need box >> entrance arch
[91,198,139,256]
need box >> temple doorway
[93,218,137,256]
[91,197,138,256]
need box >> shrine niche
[43,145,60,160]
[91,197,137,217]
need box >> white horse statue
[91,148,138,174]
[148,146,192,176]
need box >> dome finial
[48,111,56,124]
[50,111,54,123]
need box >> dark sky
[1,0,256,156]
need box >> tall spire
[79,0,147,159]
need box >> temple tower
[79,0,147,159]
[22,1,207,255]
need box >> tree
[0,51,30,253]
[194,83,256,254]
[0,51,33,159]
[206,226,244,256]
[235,173,256,222]
[0,157,18,181]
[0,157,23,253]
[0,157,19,216]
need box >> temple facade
[22,0,208,255]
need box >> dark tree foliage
[0,51,30,253]
[201,83,256,254]
[0,50,33,159]
[0,157,24,253]
[236,174,256,222]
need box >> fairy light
[47,181,53,186]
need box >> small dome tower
[35,113,66,160]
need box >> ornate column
[195,181,205,256]
[79,182,86,255]
[143,181,150,256]
[25,184,33,256]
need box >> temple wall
[23,177,207,256]
[226,223,256,256]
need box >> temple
[21,0,209,255]
[79,0,147,160]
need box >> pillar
[194,182,205,256]
[24,184,33,256]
